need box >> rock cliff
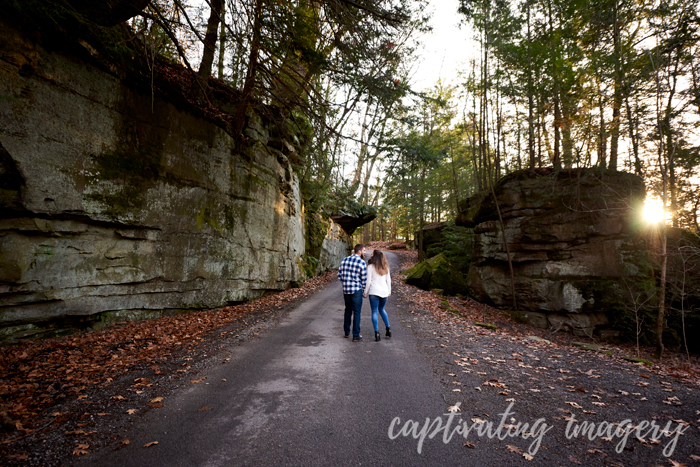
[0,20,322,341]
[457,168,652,337]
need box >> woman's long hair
[367,250,389,276]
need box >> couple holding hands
[337,244,391,342]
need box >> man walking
[338,244,367,341]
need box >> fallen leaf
[73,444,90,455]
[126,409,137,415]
[568,454,582,464]
[150,397,163,403]
[121,439,130,447]
[506,445,523,454]
[463,442,475,448]
[112,395,125,401]
[566,401,583,409]
[149,403,165,408]
[191,377,206,384]
[143,441,158,448]
[523,453,534,461]
[66,430,86,435]
[97,413,109,416]
[668,461,687,467]
[447,404,461,413]
[199,406,210,411]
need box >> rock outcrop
[404,254,469,297]
[415,222,447,255]
[330,204,377,236]
[0,20,310,341]
[457,168,651,337]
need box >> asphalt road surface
[75,251,700,466]
[78,251,495,466]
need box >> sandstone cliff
[0,19,349,342]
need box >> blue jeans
[343,290,363,339]
[368,295,390,332]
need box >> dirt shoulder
[0,271,336,465]
[388,249,700,466]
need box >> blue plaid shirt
[338,254,367,294]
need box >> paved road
[78,252,482,466]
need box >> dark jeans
[343,290,363,339]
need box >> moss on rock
[404,254,469,296]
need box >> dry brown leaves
[392,252,700,385]
[0,270,337,439]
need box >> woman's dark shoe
[375,331,381,342]
[386,327,391,338]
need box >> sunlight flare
[643,199,665,223]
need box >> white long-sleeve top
[364,264,391,298]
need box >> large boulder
[457,168,652,336]
[415,222,447,255]
[404,254,469,296]
[416,222,475,273]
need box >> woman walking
[363,250,391,342]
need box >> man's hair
[353,244,364,254]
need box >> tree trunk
[553,95,561,169]
[417,166,426,262]
[527,0,536,170]
[626,95,642,175]
[450,150,460,216]
[609,3,622,171]
[597,93,607,168]
[217,0,226,80]
[198,0,224,91]
[233,0,263,136]
[657,226,667,357]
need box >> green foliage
[300,254,320,278]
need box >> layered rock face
[457,169,651,336]
[319,220,351,272]
[0,23,309,341]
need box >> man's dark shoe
[352,336,363,342]
[386,327,391,338]
[344,334,350,338]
